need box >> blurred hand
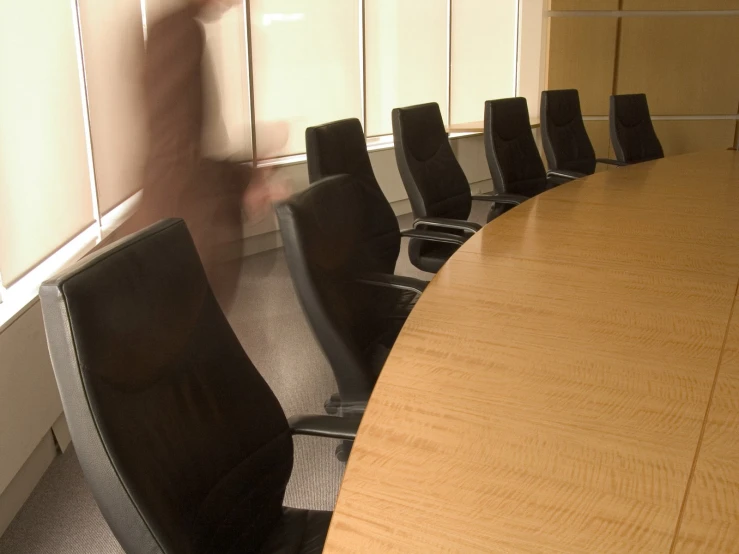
[242,119,291,220]
[243,168,292,221]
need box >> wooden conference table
[324,150,739,553]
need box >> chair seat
[409,239,460,273]
[258,507,332,554]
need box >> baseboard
[51,414,71,453]
[0,432,58,538]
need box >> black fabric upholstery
[258,509,332,554]
[392,103,472,221]
[305,118,375,185]
[391,102,473,261]
[610,93,664,164]
[306,117,454,273]
[541,89,597,175]
[277,175,420,404]
[484,97,549,199]
[39,219,331,554]
[305,118,400,271]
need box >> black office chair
[277,175,432,421]
[484,97,584,217]
[39,219,357,554]
[610,93,664,164]
[305,117,464,274]
[392,102,525,262]
[540,89,626,174]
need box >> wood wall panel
[550,0,619,9]
[547,17,618,115]
[623,0,739,9]
[653,120,737,157]
[584,120,611,162]
[617,17,739,115]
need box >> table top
[324,150,739,553]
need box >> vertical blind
[0,0,94,286]
[365,0,449,137]
[78,0,147,215]
[450,0,519,124]
[201,3,253,160]
[0,0,528,292]
[250,0,362,158]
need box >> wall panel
[584,120,612,162]
[550,0,619,10]
[617,17,739,115]
[623,0,739,9]
[0,303,63,497]
[653,120,736,157]
[547,17,618,115]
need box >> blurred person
[123,0,288,311]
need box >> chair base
[335,441,353,463]
[324,394,341,415]
[324,394,366,417]
[324,394,362,461]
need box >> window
[201,3,253,161]
[365,0,448,137]
[450,0,519,125]
[0,0,94,287]
[0,0,537,321]
[78,0,147,214]
[250,0,362,157]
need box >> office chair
[39,219,357,554]
[305,117,464,274]
[392,102,525,255]
[540,89,626,174]
[484,97,584,217]
[610,93,664,164]
[277,174,432,424]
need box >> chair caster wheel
[335,441,352,462]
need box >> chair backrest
[392,102,472,220]
[276,175,407,402]
[540,89,597,175]
[484,97,548,197]
[305,118,376,185]
[610,93,664,163]
[39,219,292,554]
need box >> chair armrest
[546,169,587,181]
[596,158,629,167]
[471,193,527,205]
[413,217,481,235]
[400,228,466,246]
[288,414,360,440]
[357,273,428,295]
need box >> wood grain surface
[547,16,618,116]
[616,16,739,116]
[324,150,739,553]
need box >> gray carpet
[0,207,487,553]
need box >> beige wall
[0,302,66,535]
[546,2,739,156]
